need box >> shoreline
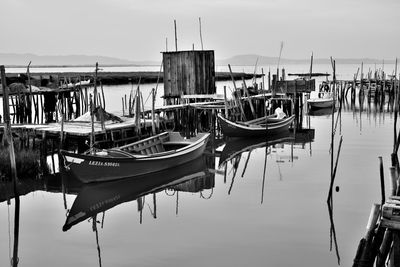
[11,71,263,85]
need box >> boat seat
[119,133,168,155]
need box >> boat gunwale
[217,114,295,131]
[60,132,210,162]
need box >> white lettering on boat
[88,161,120,167]
[65,156,84,164]
[89,195,121,212]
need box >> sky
[1,0,399,61]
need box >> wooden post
[60,97,65,149]
[26,61,34,124]
[268,69,271,91]
[330,58,336,203]
[379,156,386,206]
[309,52,313,80]
[151,88,156,135]
[199,17,204,50]
[228,64,246,120]
[94,62,99,108]
[261,68,265,90]
[353,203,381,266]
[89,94,95,154]
[241,77,256,118]
[100,81,106,110]
[135,89,141,136]
[122,97,125,116]
[223,86,228,117]
[1,66,18,185]
[174,19,178,52]
[1,65,20,267]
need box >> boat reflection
[308,107,336,116]
[219,129,315,168]
[218,129,315,202]
[62,156,213,231]
[219,132,295,168]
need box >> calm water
[0,64,397,266]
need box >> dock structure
[313,64,400,111]
[0,50,320,161]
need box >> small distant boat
[60,131,210,183]
[63,79,91,89]
[62,157,211,231]
[217,113,295,137]
[307,92,334,109]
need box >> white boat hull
[307,98,334,109]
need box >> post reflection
[218,128,315,201]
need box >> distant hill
[0,53,159,67]
[217,54,396,66]
[0,53,395,67]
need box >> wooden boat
[307,92,334,109]
[60,131,210,183]
[62,157,211,231]
[217,114,295,137]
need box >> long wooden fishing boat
[60,131,210,183]
[62,157,211,231]
[217,114,295,137]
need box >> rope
[146,203,155,217]
[165,189,176,196]
[200,188,213,199]
[143,90,152,106]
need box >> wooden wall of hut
[163,50,216,98]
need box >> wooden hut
[162,50,216,103]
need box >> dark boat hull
[217,114,295,137]
[307,98,334,109]
[61,133,209,183]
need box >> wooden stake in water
[1,65,20,267]
[379,157,385,206]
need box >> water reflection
[308,107,336,116]
[62,156,213,231]
[219,129,315,203]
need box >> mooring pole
[223,86,228,117]
[1,65,20,267]
[151,88,156,135]
[199,17,204,50]
[94,62,99,108]
[1,66,18,184]
[90,94,95,154]
[174,20,178,52]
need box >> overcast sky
[1,0,399,61]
